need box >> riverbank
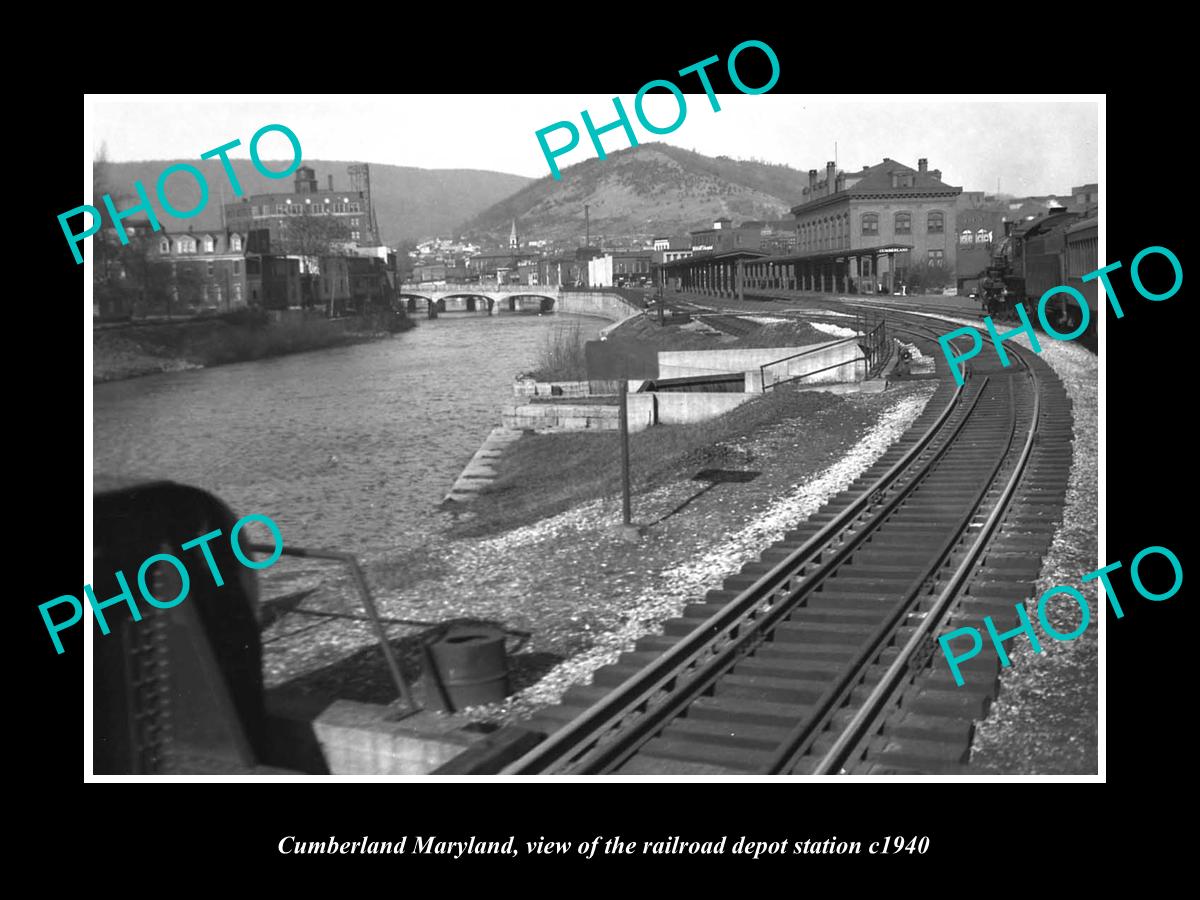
[451,386,866,538]
[92,313,406,383]
[259,380,940,725]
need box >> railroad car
[996,207,1099,351]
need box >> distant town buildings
[392,154,1094,300]
[93,160,402,320]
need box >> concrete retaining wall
[555,291,642,322]
[513,379,592,398]
[503,391,757,431]
[502,394,656,432]
[318,703,486,775]
[754,339,866,390]
[659,346,815,379]
[658,340,866,392]
[513,378,646,398]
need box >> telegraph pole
[585,203,590,249]
[618,379,632,527]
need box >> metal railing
[759,315,889,390]
[245,543,420,719]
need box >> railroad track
[446,314,1072,775]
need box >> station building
[662,158,963,298]
[790,157,962,292]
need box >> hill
[97,159,532,245]
[459,143,807,246]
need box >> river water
[93,313,604,569]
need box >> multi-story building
[690,217,761,253]
[689,219,796,256]
[1069,183,1098,210]
[153,227,250,310]
[790,157,962,291]
[246,254,301,310]
[952,192,1009,289]
[587,251,653,286]
[756,220,797,255]
[652,236,693,265]
[223,164,381,251]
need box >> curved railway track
[448,311,1073,776]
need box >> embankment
[93,312,405,383]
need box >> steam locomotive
[979,207,1098,352]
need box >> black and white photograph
[77,91,1109,781]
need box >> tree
[172,266,205,313]
[904,261,954,294]
[274,214,350,309]
[92,143,174,318]
[92,143,130,314]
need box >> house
[152,227,251,311]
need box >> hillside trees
[93,143,170,318]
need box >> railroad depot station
[662,157,964,297]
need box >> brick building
[153,227,250,311]
[223,164,381,251]
[954,206,1008,290]
[246,254,301,310]
[690,217,761,253]
[790,157,962,291]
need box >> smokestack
[825,161,836,194]
[328,174,334,190]
[918,158,928,173]
[808,169,817,193]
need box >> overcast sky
[85,95,1100,198]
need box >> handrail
[244,542,420,719]
[765,357,869,390]
[759,320,885,391]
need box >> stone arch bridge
[398,285,641,321]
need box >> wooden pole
[619,379,632,526]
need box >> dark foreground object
[92,480,284,774]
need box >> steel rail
[808,342,1042,774]
[501,327,975,774]
[763,355,1026,773]
[558,374,993,776]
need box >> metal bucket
[422,624,510,712]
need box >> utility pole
[585,203,590,249]
[618,379,632,527]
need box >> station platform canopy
[659,243,917,297]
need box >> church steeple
[509,218,519,250]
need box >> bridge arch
[502,294,555,314]
[439,293,496,315]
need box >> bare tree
[274,214,350,309]
[93,144,169,318]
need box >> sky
[85,95,1100,198]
